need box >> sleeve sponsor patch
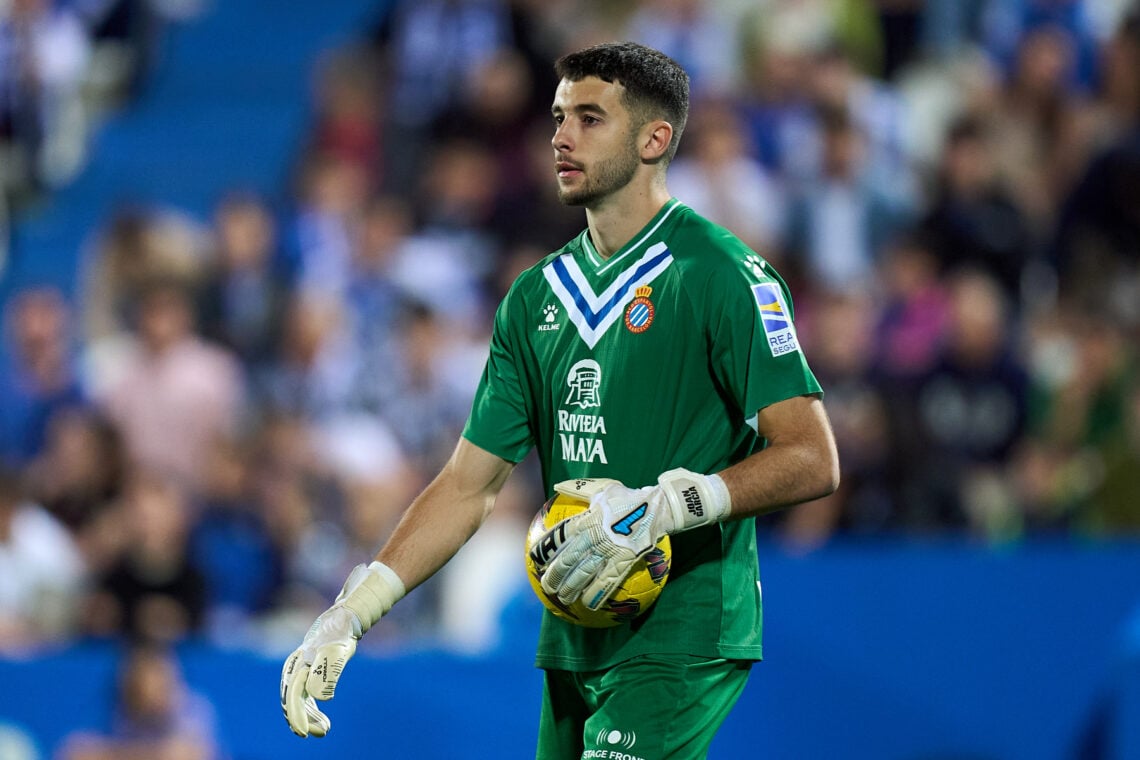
[751,282,801,356]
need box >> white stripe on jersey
[542,242,674,349]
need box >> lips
[556,160,582,177]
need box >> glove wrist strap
[337,561,406,635]
[658,468,732,533]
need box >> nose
[552,122,572,153]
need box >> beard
[557,137,641,207]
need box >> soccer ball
[525,492,671,628]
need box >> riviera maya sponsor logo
[624,285,655,334]
[564,359,601,409]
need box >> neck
[585,179,672,259]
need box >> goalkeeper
[281,41,839,758]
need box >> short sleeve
[461,287,535,463]
[704,256,822,421]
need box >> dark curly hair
[554,41,690,163]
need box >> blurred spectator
[795,43,914,192]
[624,0,742,98]
[919,0,990,60]
[669,98,785,256]
[1050,14,1140,326]
[488,118,584,257]
[984,22,1091,227]
[59,642,222,760]
[890,269,1030,536]
[735,23,817,178]
[187,438,283,643]
[346,193,415,334]
[738,0,884,80]
[374,302,486,474]
[80,206,208,397]
[96,278,244,493]
[1026,309,1138,529]
[0,0,91,199]
[0,286,85,466]
[287,152,370,300]
[874,0,923,80]
[983,0,1102,92]
[373,0,514,190]
[23,407,123,549]
[919,115,1036,304]
[0,465,87,653]
[258,290,366,420]
[432,49,538,198]
[83,472,206,643]
[1086,380,1140,534]
[785,105,914,292]
[305,44,385,187]
[197,192,289,372]
[781,292,894,547]
[873,231,952,380]
[390,138,498,324]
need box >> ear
[639,120,674,163]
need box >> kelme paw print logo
[538,304,561,332]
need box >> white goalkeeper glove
[280,561,405,737]
[538,468,731,611]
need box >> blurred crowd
[0,0,1139,662]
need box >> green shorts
[536,654,752,760]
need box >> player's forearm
[717,397,840,518]
[375,439,514,593]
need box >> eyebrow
[551,102,609,116]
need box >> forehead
[553,76,628,113]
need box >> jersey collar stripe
[596,199,682,274]
[543,242,673,348]
[582,233,605,268]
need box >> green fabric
[463,199,821,671]
[536,654,752,760]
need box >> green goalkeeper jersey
[462,199,822,671]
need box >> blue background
[2,537,1139,760]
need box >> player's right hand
[280,561,406,738]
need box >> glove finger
[555,552,606,605]
[553,477,621,501]
[580,557,634,611]
[306,639,358,701]
[540,530,590,595]
[281,650,314,737]
[303,696,332,737]
[531,515,580,573]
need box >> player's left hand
[539,468,731,610]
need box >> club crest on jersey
[752,282,800,357]
[624,285,655,334]
[565,359,602,409]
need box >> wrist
[658,468,732,533]
[336,561,406,635]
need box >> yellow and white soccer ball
[525,492,671,628]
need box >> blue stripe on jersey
[550,246,672,330]
[543,242,674,348]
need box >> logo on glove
[610,502,648,536]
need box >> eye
[552,114,565,126]
[582,115,600,126]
